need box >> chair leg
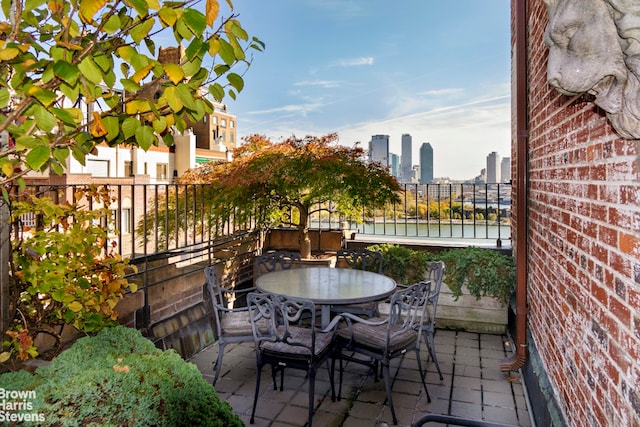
[382,362,397,425]
[423,329,443,381]
[326,358,336,402]
[307,370,316,427]
[250,364,263,424]
[337,354,344,401]
[212,341,226,385]
[415,349,431,403]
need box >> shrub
[0,326,242,427]
[438,246,515,306]
[366,243,431,285]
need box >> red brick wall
[522,0,640,425]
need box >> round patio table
[255,266,396,328]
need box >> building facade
[401,133,413,182]
[368,134,390,167]
[419,142,434,184]
[486,151,500,183]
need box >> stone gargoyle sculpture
[544,0,640,140]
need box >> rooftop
[189,329,533,427]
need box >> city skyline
[223,1,511,181]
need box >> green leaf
[227,72,244,92]
[122,117,139,139]
[102,116,120,142]
[0,88,9,108]
[60,82,80,104]
[50,107,80,126]
[78,57,103,85]
[103,13,121,34]
[27,85,57,107]
[135,125,155,150]
[25,145,50,171]
[33,105,57,132]
[228,19,249,41]
[175,84,197,110]
[163,87,183,112]
[159,6,177,26]
[120,78,141,92]
[183,8,206,36]
[53,60,80,86]
[127,0,148,16]
[209,83,224,102]
[53,147,69,164]
[217,38,235,65]
[130,18,154,44]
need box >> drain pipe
[501,0,529,372]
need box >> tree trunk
[0,198,11,335]
[298,205,311,259]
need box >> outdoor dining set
[204,248,446,427]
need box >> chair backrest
[424,261,445,323]
[204,266,226,335]
[255,250,302,277]
[386,281,432,346]
[247,292,318,355]
[336,248,383,273]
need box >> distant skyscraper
[401,134,413,182]
[486,151,500,183]
[501,157,511,183]
[419,143,433,184]
[369,135,389,167]
[390,153,400,179]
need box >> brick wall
[522,1,640,425]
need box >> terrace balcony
[9,181,525,426]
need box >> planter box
[435,282,508,334]
[265,228,344,253]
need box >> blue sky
[224,1,512,181]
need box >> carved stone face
[544,0,627,114]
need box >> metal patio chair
[335,281,432,425]
[247,292,340,427]
[333,248,385,317]
[205,265,257,385]
[254,250,302,279]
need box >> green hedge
[0,326,242,427]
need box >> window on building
[230,133,234,143]
[87,159,109,177]
[229,120,235,128]
[121,208,131,233]
[221,118,227,127]
[156,163,168,180]
[221,132,226,142]
[212,116,218,124]
[124,161,133,176]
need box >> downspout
[501,0,529,372]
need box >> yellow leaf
[162,63,184,84]
[131,64,153,84]
[56,41,83,51]
[68,301,83,312]
[0,47,20,61]
[89,112,107,137]
[128,282,138,293]
[2,162,13,177]
[0,352,11,363]
[205,0,219,26]
[79,0,107,23]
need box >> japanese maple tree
[178,133,401,258]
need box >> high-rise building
[486,151,500,183]
[369,135,389,167]
[390,153,400,179]
[401,134,413,182]
[419,143,434,184]
[501,157,511,183]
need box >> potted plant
[437,246,516,333]
[366,243,431,285]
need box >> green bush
[367,243,431,285]
[0,326,242,427]
[438,246,515,306]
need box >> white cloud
[293,80,343,88]
[332,57,374,67]
[418,88,465,97]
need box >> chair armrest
[220,286,257,296]
[333,312,388,342]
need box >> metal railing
[10,182,511,260]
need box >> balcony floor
[189,329,532,427]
